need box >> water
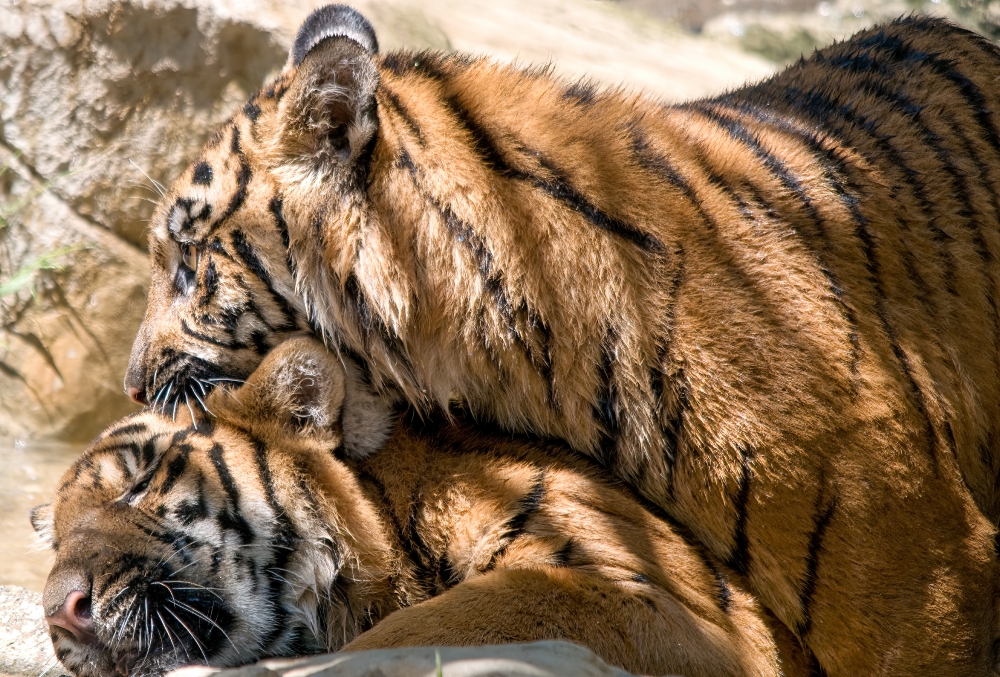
[0,437,83,592]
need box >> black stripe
[404,66,662,253]
[593,326,619,467]
[209,442,255,544]
[252,438,301,652]
[726,443,754,576]
[399,151,558,408]
[243,101,261,122]
[687,103,826,237]
[532,155,664,253]
[140,435,159,467]
[380,86,424,144]
[251,438,298,547]
[192,162,213,186]
[436,553,459,590]
[806,651,829,677]
[445,92,662,250]
[199,258,220,308]
[551,538,576,567]
[506,472,546,535]
[269,196,299,281]
[356,468,424,596]
[103,422,148,440]
[402,485,441,596]
[230,229,297,330]
[797,478,837,638]
[630,130,722,231]
[485,472,547,571]
[174,474,209,525]
[563,80,598,105]
[342,273,420,383]
[180,319,235,349]
[207,126,252,235]
[158,448,190,495]
[653,247,687,472]
[704,559,733,614]
[94,553,163,598]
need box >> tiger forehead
[68,417,222,488]
[158,104,280,244]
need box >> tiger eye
[181,244,199,272]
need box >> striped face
[124,112,310,417]
[124,9,388,416]
[32,411,333,677]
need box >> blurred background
[0,0,995,592]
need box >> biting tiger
[123,5,1000,675]
[35,336,808,677]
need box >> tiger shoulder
[125,9,1000,677]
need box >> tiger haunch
[125,8,1000,675]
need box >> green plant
[0,246,80,299]
[0,163,81,301]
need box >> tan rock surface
[0,586,68,677]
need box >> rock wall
[0,0,291,440]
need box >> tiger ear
[273,5,380,179]
[208,336,348,440]
[207,336,397,458]
[30,504,54,547]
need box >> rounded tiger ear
[209,336,347,439]
[290,4,379,67]
[30,503,55,546]
[273,5,379,180]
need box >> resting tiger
[34,336,809,677]
[123,6,1000,675]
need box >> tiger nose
[45,589,96,643]
[126,386,147,406]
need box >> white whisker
[190,388,215,417]
[129,159,166,197]
[184,392,196,425]
[163,606,210,664]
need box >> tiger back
[123,7,1000,675]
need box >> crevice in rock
[0,137,147,257]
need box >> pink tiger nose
[45,589,96,643]
[127,386,147,406]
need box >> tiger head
[35,337,397,677]
[124,4,391,413]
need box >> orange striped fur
[125,10,1000,676]
[37,337,808,677]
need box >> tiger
[122,5,1000,675]
[34,335,811,677]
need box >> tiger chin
[33,336,806,677]
[124,4,1000,676]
